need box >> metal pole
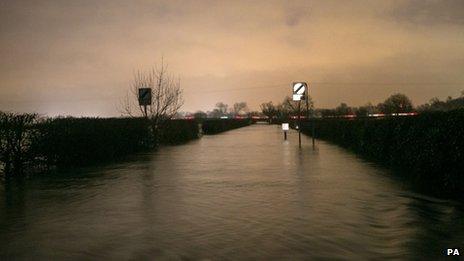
[306,92,315,149]
[143,105,148,118]
[284,131,287,140]
[306,95,309,119]
[312,120,315,148]
[298,100,301,148]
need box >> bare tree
[120,60,184,127]
[281,95,314,116]
[232,102,248,115]
[260,102,278,123]
[216,102,228,115]
[210,102,228,118]
[0,112,39,177]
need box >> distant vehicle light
[368,114,386,117]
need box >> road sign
[282,123,289,131]
[293,82,306,94]
[138,88,152,106]
[292,82,308,147]
[282,123,289,140]
[292,82,307,101]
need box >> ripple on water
[1,125,463,260]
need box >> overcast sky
[1,0,463,116]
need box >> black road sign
[138,88,152,106]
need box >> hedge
[301,110,464,199]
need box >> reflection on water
[1,124,463,260]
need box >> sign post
[138,88,152,118]
[293,82,307,148]
[311,106,315,149]
[304,86,315,149]
[282,123,289,140]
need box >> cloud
[284,2,311,27]
[390,0,464,25]
[0,0,463,116]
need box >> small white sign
[292,94,302,101]
[282,123,289,131]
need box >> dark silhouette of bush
[159,119,199,145]
[0,112,39,177]
[201,119,252,135]
[301,110,464,199]
[33,117,155,168]
[378,93,414,114]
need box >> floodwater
[1,124,463,260]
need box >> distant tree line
[416,91,464,112]
[323,93,414,117]
[260,96,314,123]
[181,91,464,123]
[259,91,464,122]
[191,101,253,119]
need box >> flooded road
[1,124,463,260]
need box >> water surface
[1,124,463,260]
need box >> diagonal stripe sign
[292,82,307,101]
[293,83,305,95]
